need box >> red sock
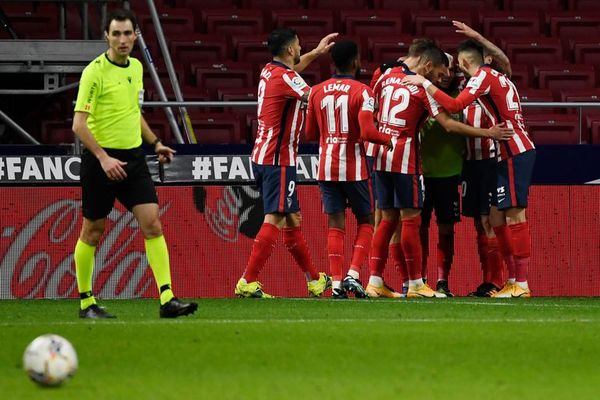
[283,227,320,281]
[327,228,345,281]
[493,224,516,280]
[509,221,531,283]
[476,233,489,282]
[419,224,429,280]
[401,216,422,281]
[487,236,505,287]
[436,232,454,282]
[368,219,397,277]
[349,224,373,274]
[389,242,408,283]
[243,223,280,282]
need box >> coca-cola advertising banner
[0,155,319,185]
[1,185,599,298]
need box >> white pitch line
[0,317,596,327]
[286,298,600,308]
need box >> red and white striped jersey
[373,67,442,174]
[306,76,382,181]
[251,61,310,166]
[431,65,535,161]
[463,102,497,161]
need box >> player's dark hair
[267,28,298,56]
[407,37,436,57]
[331,40,359,73]
[420,46,449,67]
[457,39,484,63]
[104,9,138,33]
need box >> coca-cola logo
[0,199,171,299]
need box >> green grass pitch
[1,298,599,399]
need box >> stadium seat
[572,41,600,67]
[535,64,596,93]
[509,64,532,89]
[143,118,175,143]
[190,113,244,144]
[368,35,414,63]
[568,0,600,10]
[41,121,74,144]
[560,89,600,142]
[307,0,370,8]
[588,117,600,143]
[525,114,580,144]
[193,62,255,98]
[218,87,258,121]
[438,0,498,10]
[0,12,58,39]
[297,64,324,87]
[504,0,564,11]
[503,38,564,66]
[480,12,542,40]
[520,88,557,116]
[181,0,238,10]
[241,0,303,7]
[271,10,336,36]
[548,12,600,45]
[169,35,229,68]
[232,35,269,63]
[413,11,477,39]
[138,10,195,37]
[202,10,264,35]
[357,61,381,86]
[341,10,404,44]
[373,0,433,10]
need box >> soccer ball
[23,334,78,386]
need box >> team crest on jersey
[291,76,306,90]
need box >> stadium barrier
[0,150,598,299]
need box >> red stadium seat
[271,10,336,36]
[341,10,404,43]
[413,11,477,39]
[232,35,269,63]
[202,10,264,35]
[504,0,564,11]
[560,89,600,142]
[508,64,532,89]
[368,35,414,63]
[296,64,324,87]
[568,0,600,11]
[535,64,596,93]
[241,0,303,7]
[193,62,255,98]
[143,118,174,143]
[218,87,258,115]
[572,41,600,67]
[439,0,498,10]
[190,113,244,144]
[525,114,580,144]
[138,10,195,36]
[180,0,238,9]
[548,12,600,45]
[357,61,381,86]
[503,38,564,66]
[373,0,433,10]
[588,117,600,143]
[519,88,557,116]
[169,35,229,68]
[0,12,58,39]
[480,12,542,40]
[308,0,370,8]
[41,121,74,145]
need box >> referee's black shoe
[79,304,116,319]
[160,298,198,318]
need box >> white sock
[369,275,383,287]
[508,278,516,284]
[332,280,341,290]
[409,278,424,288]
[516,281,528,289]
[347,269,360,280]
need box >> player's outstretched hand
[100,155,127,181]
[314,33,339,56]
[385,140,394,152]
[401,74,426,87]
[488,122,514,141]
[155,142,176,164]
[453,20,482,40]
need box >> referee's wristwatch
[152,138,162,148]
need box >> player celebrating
[403,38,536,298]
[235,28,337,298]
[370,45,513,298]
[72,9,197,318]
[305,40,393,299]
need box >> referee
[72,9,197,318]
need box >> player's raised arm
[434,111,513,140]
[453,20,512,78]
[402,74,478,113]
[295,32,338,73]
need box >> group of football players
[235,20,536,300]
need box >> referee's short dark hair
[331,40,359,72]
[267,28,298,56]
[104,9,138,33]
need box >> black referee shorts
[80,146,158,220]
[421,175,461,226]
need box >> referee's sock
[145,235,174,305]
[74,239,97,310]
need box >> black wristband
[151,138,161,146]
